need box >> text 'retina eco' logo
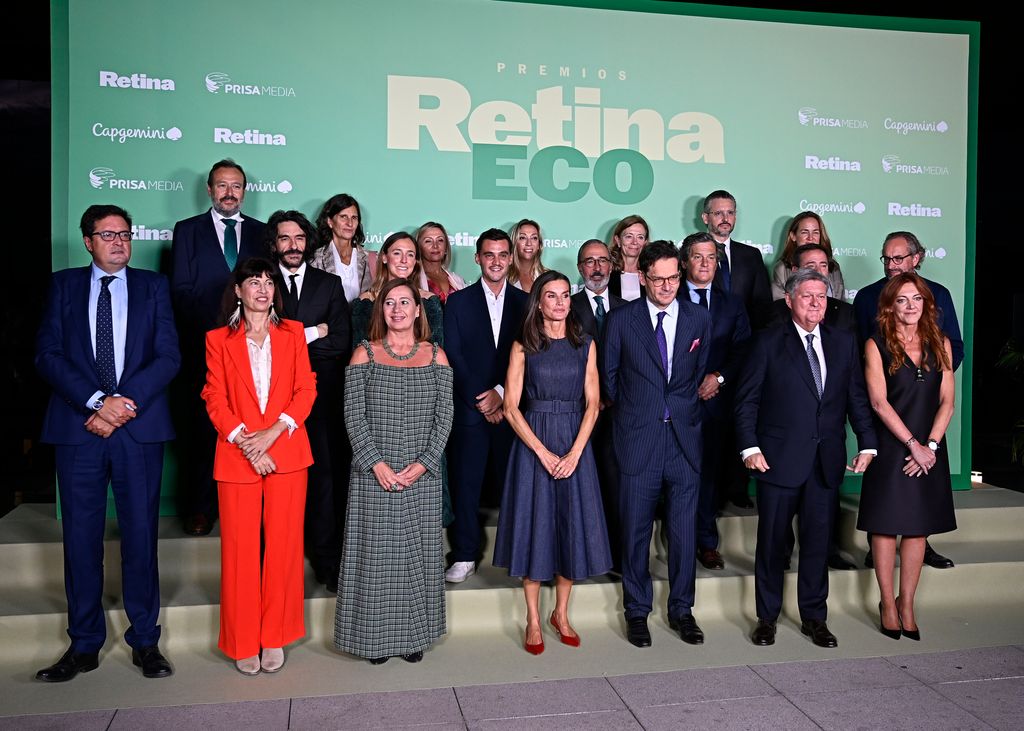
[204,71,296,97]
[92,123,182,144]
[797,107,868,129]
[99,70,175,91]
[881,155,950,176]
[87,166,184,191]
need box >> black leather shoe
[184,514,214,536]
[751,619,776,646]
[35,648,99,682]
[368,656,389,665]
[828,554,858,571]
[923,544,954,569]
[669,614,705,645]
[626,617,651,647]
[800,619,838,648]
[401,651,424,663]
[697,547,725,570]
[132,645,173,678]
[864,550,874,569]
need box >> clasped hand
[537,447,580,480]
[235,423,286,471]
[475,389,505,424]
[372,461,427,492]
[85,396,137,438]
[903,441,936,477]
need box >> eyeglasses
[645,273,682,286]
[880,254,912,265]
[92,230,132,242]
[581,256,611,267]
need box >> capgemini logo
[277,180,293,193]
[166,126,183,140]
[934,247,947,260]
[798,107,816,126]
[936,121,949,133]
[881,155,900,173]
[853,202,866,214]
[205,72,230,93]
[89,167,116,189]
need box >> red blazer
[202,319,316,483]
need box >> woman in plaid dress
[335,278,453,664]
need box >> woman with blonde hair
[507,219,549,293]
[607,214,649,301]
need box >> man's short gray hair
[784,267,830,297]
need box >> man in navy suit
[602,240,711,647]
[443,229,528,583]
[268,210,351,592]
[571,239,626,571]
[171,159,266,535]
[735,268,876,648]
[35,205,180,681]
[679,233,751,571]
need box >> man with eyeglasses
[570,239,626,572]
[602,239,711,648]
[852,231,962,570]
[679,232,751,570]
[35,205,180,681]
[170,159,267,536]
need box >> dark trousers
[592,411,621,572]
[176,367,217,520]
[55,431,164,653]
[447,419,514,563]
[304,410,350,576]
[696,416,726,550]
[754,454,837,622]
[619,423,699,619]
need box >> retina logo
[87,166,184,192]
[204,71,296,97]
[214,128,287,146]
[246,179,294,193]
[804,155,861,172]
[131,224,173,241]
[888,202,942,217]
[92,123,182,144]
[99,70,175,91]
[883,118,949,135]
[797,107,868,129]
[799,200,866,215]
[881,155,950,176]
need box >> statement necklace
[382,338,420,361]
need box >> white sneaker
[445,561,476,583]
[261,647,285,673]
[235,655,261,676]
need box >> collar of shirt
[279,261,307,296]
[91,263,126,283]
[482,278,507,303]
[685,280,712,305]
[646,296,679,323]
[792,321,822,340]
[210,209,243,251]
[585,285,609,313]
[794,320,827,387]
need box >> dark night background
[0,2,1017,515]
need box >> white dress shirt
[209,209,243,254]
[686,280,713,309]
[620,271,642,302]
[278,262,321,344]
[226,332,297,443]
[645,297,679,381]
[482,279,508,397]
[330,244,362,304]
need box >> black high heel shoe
[896,596,921,641]
[879,601,901,640]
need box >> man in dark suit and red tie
[602,239,711,648]
[171,159,266,535]
[35,205,180,681]
[735,268,876,649]
[268,210,352,592]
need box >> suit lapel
[297,267,322,318]
[630,300,665,376]
[74,267,95,369]
[785,325,820,399]
[123,267,144,370]
[226,327,260,406]
[266,323,287,407]
[819,325,839,399]
[669,304,695,386]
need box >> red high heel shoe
[524,628,545,655]
[549,613,581,647]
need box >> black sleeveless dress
[857,335,956,536]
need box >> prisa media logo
[881,155,950,176]
[204,72,296,97]
[799,200,866,215]
[214,128,287,146]
[87,167,184,192]
[92,123,182,144]
[797,107,868,129]
[99,70,175,91]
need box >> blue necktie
[594,295,606,334]
[806,333,823,397]
[717,244,731,292]
[696,288,709,309]
[96,275,117,395]
[655,311,670,419]
[222,218,238,269]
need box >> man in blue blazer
[35,205,180,681]
[735,268,876,648]
[679,233,751,571]
[602,240,712,647]
[170,159,266,535]
[443,229,528,583]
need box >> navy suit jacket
[681,285,751,422]
[602,297,712,474]
[36,266,180,445]
[853,275,963,371]
[713,240,772,330]
[443,280,528,427]
[170,210,266,361]
[734,322,876,489]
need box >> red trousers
[217,470,307,660]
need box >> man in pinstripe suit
[602,240,712,648]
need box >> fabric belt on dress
[524,399,582,414]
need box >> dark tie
[289,273,299,298]
[96,275,118,395]
[284,273,299,312]
[717,244,732,292]
[696,288,709,309]
[594,295,606,334]
[655,311,670,419]
[222,218,238,269]
[806,333,823,397]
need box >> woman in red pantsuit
[202,257,316,675]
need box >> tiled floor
[4,646,1022,730]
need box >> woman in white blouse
[607,215,650,302]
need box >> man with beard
[571,239,626,571]
[703,190,772,333]
[171,159,267,535]
[268,210,351,592]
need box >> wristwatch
[91,395,107,411]
[714,372,725,385]
[927,439,940,451]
